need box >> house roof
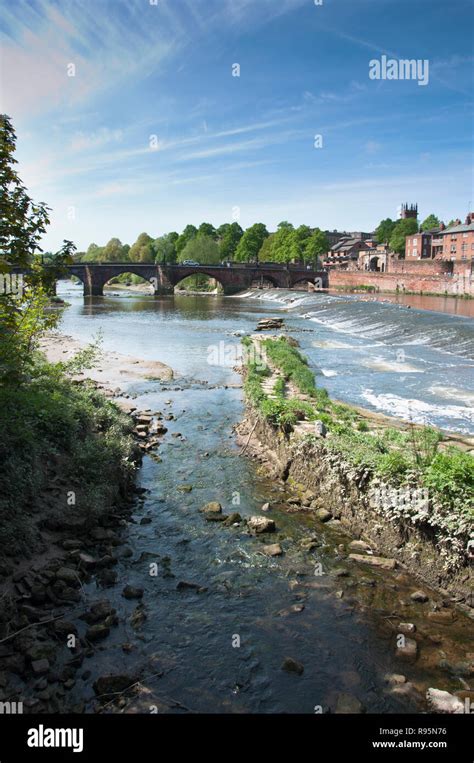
[441,222,474,235]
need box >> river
[53,283,474,714]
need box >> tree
[375,218,396,245]
[176,224,198,255]
[83,243,104,262]
[154,232,178,265]
[219,222,243,260]
[304,228,329,266]
[389,218,419,255]
[129,232,154,262]
[271,224,294,263]
[0,115,50,269]
[179,235,220,264]
[234,223,269,262]
[421,214,440,232]
[257,234,275,262]
[197,222,217,239]
[0,115,74,381]
[102,237,128,262]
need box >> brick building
[405,214,474,263]
[324,236,371,268]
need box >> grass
[242,334,474,520]
[0,354,138,559]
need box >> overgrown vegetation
[0,114,139,559]
[242,335,474,523]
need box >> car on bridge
[181,260,200,266]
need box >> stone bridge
[35,263,328,297]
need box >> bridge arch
[171,268,226,293]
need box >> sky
[1,0,473,252]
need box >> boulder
[199,502,222,514]
[410,590,429,603]
[313,420,327,438]
[395,637,418,662]
[315,509,332,522]
[31,659,50,676]
[281,657,304,675]
[247,516,275,534]
[122,586,144,600]
[349,554,397,570]
[86,624,110,642]
[260,543,283,557]
[426,688,464,714]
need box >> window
[463,233,468,238]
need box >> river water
[54,283,473,714]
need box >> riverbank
[0,333,176,712]
[237,334,474,605]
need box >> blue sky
[1,0,473,251]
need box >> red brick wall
[329,270,473,296]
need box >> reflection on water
[339,291,474,319]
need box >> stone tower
[399,203,418,220]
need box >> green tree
[234,223,269,262]
[82,243,104,262]
[257,233,275,262]
[389,218,419,255]
[197,222,217,239]
[219,222,243,260]
[271,224,294,263]
[179,235,220,264]
[102,237,128,262]
[375,218,396,245]
[154,232,178,265]
[421,214,440,232]
[129,232,154,262]
[0,115,74,381]
[176,224,198,255]
[0,115,50,269]
[304,228,329,266]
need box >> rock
[395,637,418,662]
[93,674,138,697]
[281,657,304,675]
[80,600,115,625]
[261,502,271,512]
[86,624,110,642]
[426,688,464,714]
[31,659,50,676]
[348,540,371,553]
[62,540,83,550]
[427,609,456,624]
[334,692,364,714]
[176,581,207,593]
[177,485,192,492]
[223,513,242,525]
[256,318,284,331]
[410,590,429,603]
[299,536,319,551]
[301,490,316,505]
[78,553,97,569]
[55,567,80,587]
[384,673,407,686]
[247,516,275,534]
[205,513,228,523]
[122,586,144,600]
[199,502,222,514]
[313,420,327,438]
[333,568,350,578]
[349,554,397,570]
[398,623,416,635]
[129,606,147,629]
[315,508,332,522]
[260,543,283,557]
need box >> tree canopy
[389,218,419,255]
[420,214,440,232]
[234,223,269,262]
